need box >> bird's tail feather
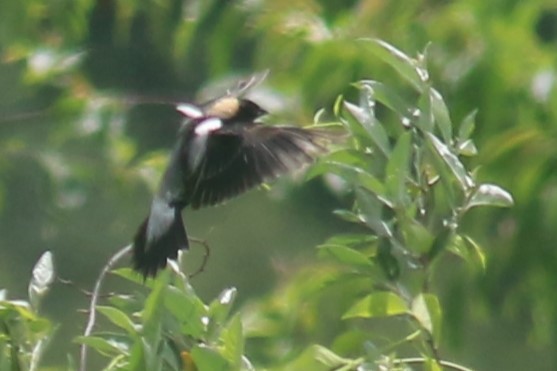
[132,207,188,278]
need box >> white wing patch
[194,117,223,136]
[176,104,204,118]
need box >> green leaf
[357,80,412,116]
[322,233,378,248]
[318,244,374,271]
[429,88,453,143]
[343,99,391,157]
[457,139,478,156]
[277,344,353,371]
[315,161,389,203]
[426,133,474,191]
[386,132,412,207]
[164,286,207,338]
[466,184,514,209]
[458,110,477,141]
[191,345,230,371]
[74,336,127,357]
[220,314,243,368]
[449,234,487,271]
[355,189,393,237]
[411,294,442,343]
[97,306,137,335]
[343,292,407,319]
[401,220,435,254]
[361,38,428,92]
[28,251,54,310]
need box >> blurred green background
[1,0,557,369]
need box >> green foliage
[2,0,557,370]
[0,252,55,370]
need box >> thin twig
[393,357,475,371]
[188,237,211,278]
[79,244,132,371]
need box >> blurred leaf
[164,286,207,339]
[74,336,126,357]
[402,221,434,254]
[191,345,229,371]
[429,88,453,143]
[457,110,477,142]
[28,251,54,311]
[343,292,407,319]
[457,139,477,157]
[361,38,428,92]
[318,244,374,271]
[97,306,138,335]
[356,189,393,238]
[322,233,378,248]
[423,357,443,371]
[220,314,243,368]
[358,80,412,116]
[466,184,514,210]
[411,294,442,343]
[386,132,412,207]
[449,234,487,271]
[312,161,389,204]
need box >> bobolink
[132,75,339,277]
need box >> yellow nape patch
[205,97,240,119]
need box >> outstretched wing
[184,125,335,209]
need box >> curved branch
[79,244,132,371]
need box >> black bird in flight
[132,74,339,278]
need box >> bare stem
[79,244,132,371]
[188,237,211,278]
[393,357,475,371]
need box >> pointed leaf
[466,184,514,209]
[361,38,428,92]
[220,315,243,368]
[430,88,453,143]
[343,293,407,319]
[411,294,442,343]
[426,133,474,191]
[74,336,127,357]
[97,306,138,335]
[28,251,54,310]
[458,110,477,141]
[343,100,391,157]
[358,80,412,116]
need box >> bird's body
[132,82,338,278]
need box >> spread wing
[183,125,335,209]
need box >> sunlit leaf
[361,38,428,92]
[220,314,243,368]
[343,100,391,157]
[28,251,54,310]
[357,80,412,116]
[466,184,514,209]
[411,294,442,343]
[449,234,487,271]
[97,306,138,335]
[343,292,407,319]
[426,133,474,191]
